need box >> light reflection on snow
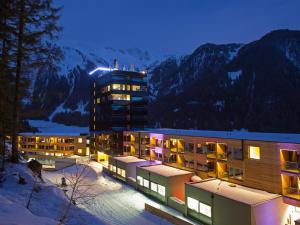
[43,161,178,225]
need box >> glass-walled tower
[90,68,148,157]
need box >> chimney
[113,59,119,70]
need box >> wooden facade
[123,130,300,206]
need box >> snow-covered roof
[113,156,147,164]
[19,132,87,137]
[142,128,300,144]
[140,165,193,177]
[189,179,280,205]
[24,120,89,136]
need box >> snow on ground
[27,120,89,134]
[0,163,106,225]
[0,195,57,225]
[43,162,196,225]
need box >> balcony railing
[217,153,227,160]
[207,150,216,158]
[283,187,300,200]
[282,161,299,172]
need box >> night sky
[57,0,300,55]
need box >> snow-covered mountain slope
[149,43,242,98]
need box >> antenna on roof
[113,59,119,70]
[130,64,135,71]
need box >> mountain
[149,29,300,132]
[25,29,300,133]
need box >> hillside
[149,29,300,132]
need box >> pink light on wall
[277,143,299,151]
[153,147,162,154]
[150,133,164,154]
[150,133,164,140]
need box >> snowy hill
[0,195,57,225]
[0,163,105,225]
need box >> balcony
[283,187,300,200]
[206,150,216,159]
[282,161,299,173]
[217,153,227,161]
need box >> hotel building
[123,129,300,223]
[18,133,90,168]
[90,66,148,157]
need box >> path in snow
[43,162,185,225]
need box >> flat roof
[140,165,193,177]
[142,128,300,144]
[113,156,147,163]
[189,179,280,205]
[19,132,87,137]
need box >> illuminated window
[112,166,116,173]
[249,146,260,160]
[109,94,130,101]
[112,84,124,90]
[200,203,211,218]
[101,85,111,93]
[78,149,82,154]
[121,170,126,178]
[96,98,101,103]
[132,85,141,91]
[143,179,149,188]
[78,138,82,143]
[137,176,143,186]
[187,197,199,212]
[157,184,165,196]
[117,168,121,175]
[151,182,158,192]
[130,135,135,142]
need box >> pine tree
[8,0,63,163]
[0,0,15,170]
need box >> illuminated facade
[90,68,148,156]
[123,129,300,210]
[18,133,90,167]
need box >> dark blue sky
[57,0,300,55]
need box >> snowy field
[43,162,197,225]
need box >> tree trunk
[0,135,5,171]
[11,0,25,163]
